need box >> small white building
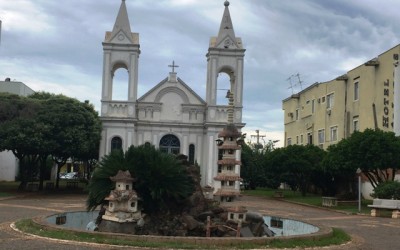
[0,79,35,181]
[102,170,142,223]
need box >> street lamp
[356,168,362,213]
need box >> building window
[312,99,315,114]
[300,134,303,145]
[353,119,359,132]
[287,138,292,146]
[188,144,195,165]
[159,134,180,154]
[111,136,122,151]
[318,129,325,146]
[295,109,299,120]
[296,136,299,144]
[326,93,334,109]
[330,126,338,142]
[354,81,359,101]
[307,132,313,145]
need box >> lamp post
[356,168,362,213]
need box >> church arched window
[159,134,180,155]
[111,136,123,151]
[216,72,231,105]
[112,66,129,101]
[189,144,195,165]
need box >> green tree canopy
[0,92,102,190]
[266,144,326,196]
[324,129,400,189]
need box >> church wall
[159,93,184,121]
[100,121,135,157]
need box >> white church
[99,0,245,188]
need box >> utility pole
[250,130,266,149]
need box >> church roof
[137,76,206,105]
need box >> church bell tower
[99,0,140,157]
[206,0,245,124]
[101,0,140,116]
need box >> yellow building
[283,45,400,149]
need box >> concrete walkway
[0,193,399,249]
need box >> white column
[207,135,215,186]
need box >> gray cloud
[1,0,400,146]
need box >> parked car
[60,172,78,179]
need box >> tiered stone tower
[214,91,243,202]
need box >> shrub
[86,144,195,214]
[371,181,400,199]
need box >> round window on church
[159,134,180,155]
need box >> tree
[29,93,102,188]
[0,92,102,190]
[324,129,400,189]
[0,94,43,189]
[266,145,326,196]
[240,143,267,189]
[87,145,195,214]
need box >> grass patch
[243,188,372,214]
[15,219,351,249]
[266,228,350,249]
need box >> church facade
[99,0,245,187]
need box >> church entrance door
[159,134,180,155]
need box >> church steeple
[205,1,245,114]
[215,1,239,49]
[106,0,134,43]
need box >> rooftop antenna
[287,76,294,94]
[287,73,303,94]
[295,73,303,90]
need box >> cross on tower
[168,60,179,73]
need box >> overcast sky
[1,0,400,147]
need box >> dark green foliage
[0,92,102,190]
[266,145,326,196]
[324,129,400,189]
[240,143,267,189]
[371,181,400,199]
[86,145,195,214]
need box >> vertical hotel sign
[383,78,390,128]
[394,54,400,135]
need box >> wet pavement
[0,193,399,249]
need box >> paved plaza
[0,193,399,249]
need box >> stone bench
[66,181,79,189]
[368,199,400,218]
[45,182,54,190]
[26,183,39,192]
[322,197,337,207]
[273,191,284,198]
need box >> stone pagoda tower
[214,91,243,202]
[102,170,142,223]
